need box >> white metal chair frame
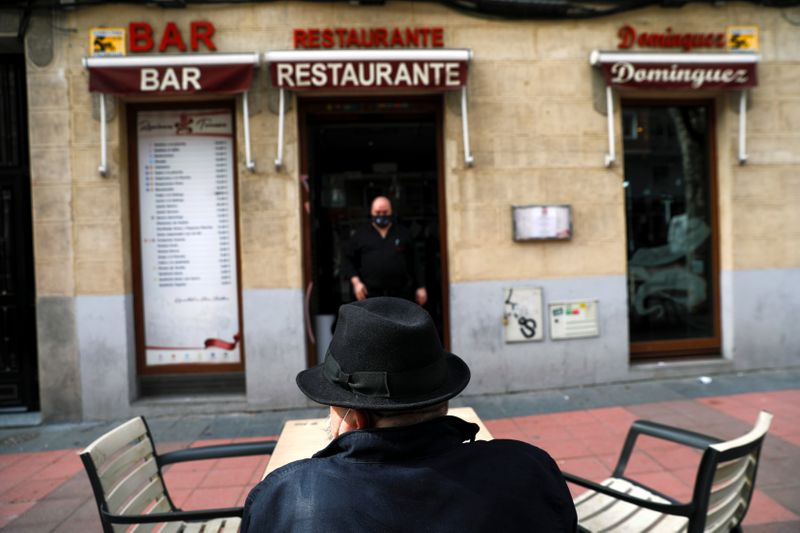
[563,411,772,533]
[80,416,276,533]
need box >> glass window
[623,104,718,352]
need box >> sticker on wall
[89,27,126,57]
[726,26,759,52]
[549,300,599,340]
[503,287,544,342]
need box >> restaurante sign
[293,27,445,49]
[266,50,470,92]
[271,60,464,90]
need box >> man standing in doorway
[342,196,427,306]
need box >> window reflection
[623,105,715,344]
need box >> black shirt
[242,416,578,533]
[342,223,424,292]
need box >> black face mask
[372,215,392,228]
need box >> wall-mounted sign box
[90,28,126,57]
[549,300,599,340]
[503,287,544,342]
[136,108,242,367]
[512,204,572,241]
[726,26,759,52]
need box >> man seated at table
[242,297,577,532]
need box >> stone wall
[23,1,800,419]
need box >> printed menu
[137,109,241,366]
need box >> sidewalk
[1,368,798,532]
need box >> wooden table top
[263,406,493,477]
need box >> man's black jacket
[242,416,577,532]
[341,223,424,293]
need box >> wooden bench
[80,416,276,533]
[564,411,772,533]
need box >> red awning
[82,53,260,96]
[265,49,471,92]
[590,51,759,90]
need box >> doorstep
[629,357,734,380]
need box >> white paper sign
[503,287,544,342]
[549,300,599,340]
[512,205,572,240]
[137,109,241,366]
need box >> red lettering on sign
[618,25,726,51]
[375,28,388,47]
[129,22,154,52]
[190,21,216,51]
[617,25,635,49]
[431,27,444,47]
[390,28,403,47]
[322,28,334,48]
[159,22,187,52]
[308,28,320,48]
[292,27,445,49]
[419,27,431,46]
[346,29,358,48]
[336,28,348,47]
[294,29,308,48]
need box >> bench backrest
[693,411,772,533]
[80,417,174,533]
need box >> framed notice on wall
[548,300,599,340]
[134,106,242,370]
[512,204,572,241]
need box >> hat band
[322,352,448,399]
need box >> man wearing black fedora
[242,297,577,532]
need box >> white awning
[265,48,474,169]
[83,53,260,175]
[589,50,759,166]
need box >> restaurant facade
[2,1,799,421]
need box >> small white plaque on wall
[549,300,600,340]
[503,287,544,342]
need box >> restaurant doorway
[622,100,721,360]
[0,53,39,411]
[299,97,448,367]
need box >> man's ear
[351,409,372,430]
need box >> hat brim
[296,353,471,411]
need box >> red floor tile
[163,469,208,490]
[649,445,702,471]
[0,502,35,528]
[181,486,242,510]
[623,450,664,475]
[557,456,611,481]
[483,419,520,439]
[744,490,800,525]
[30,454,83,481]
[200,467,255,489]
[589,406,639,423]
[3,478,65,504]
[537,438,593,460]
[629,470,692,502]
[168,488,191,508]
[213,454,264,470]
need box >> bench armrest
[563,472,693,517]
[159,440,277,466]
[103,506,242,524]
[613,420,721,477]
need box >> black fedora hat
[296,297,470,410]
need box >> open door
[299,97,448,367]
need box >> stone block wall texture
[52,2,800,294]
[23,2,800,417]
